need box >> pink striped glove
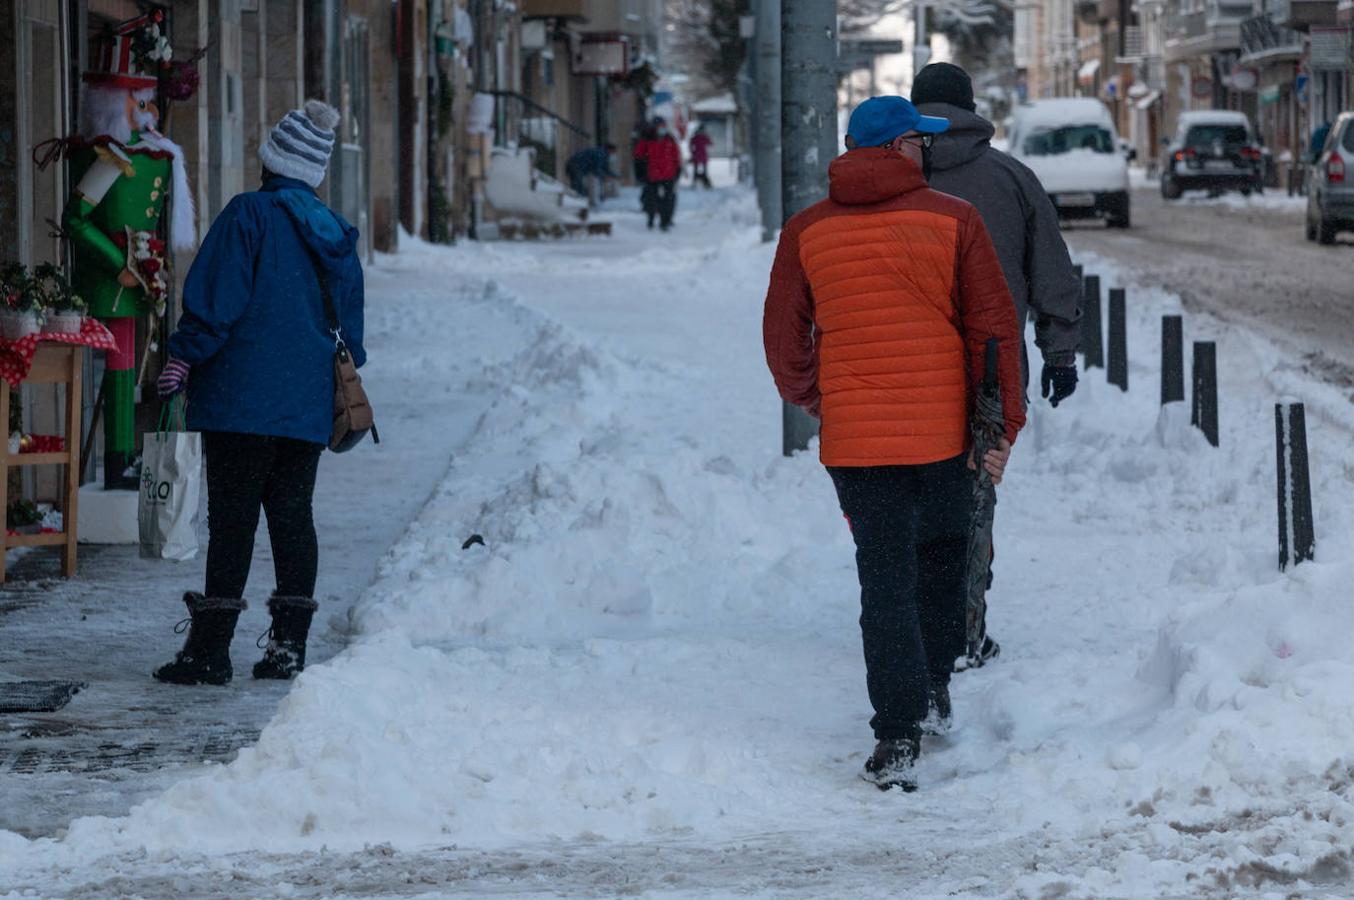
[157,357,190,399]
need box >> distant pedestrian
[914,63,1082,667]
[638,117,682,230]
[153,100,366,686]
[690,124,714,188]
[633,123,655,212]
[763,96,1025,791]
[565,143,619,205]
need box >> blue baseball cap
[846,96,950,148]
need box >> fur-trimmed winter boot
[152,593,246,686]
[252,595,319,680]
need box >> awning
[1078,58,1101,84]
[1135,89,1161,110]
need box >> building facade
[0,0,658,521]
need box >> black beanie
[912,63,976,112]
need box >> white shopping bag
[138,400,202,561]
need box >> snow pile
[1178,190,1307,213]
[3,193,1354,896]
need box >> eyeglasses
[900,134,934,149]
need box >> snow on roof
[1013,98,1113,129]
[691,93,737,114]
[1178,110,1252,128]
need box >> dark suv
[1161,111,1264,199]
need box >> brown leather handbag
[299,241,378,453]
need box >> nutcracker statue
[62,10,196,490]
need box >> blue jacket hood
[264,177,360,268]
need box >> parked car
[1008,98,1131,228]
[1160,111,1264,200]
[1306,111,1354,245]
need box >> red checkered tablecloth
[0,319,118,387]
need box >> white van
[1008,98,1131,228]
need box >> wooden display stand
[0,344,83,582]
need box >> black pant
[203,431,324,601]
[649,179,677,228]
[829,456,972,740]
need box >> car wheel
[1161,177,1182,200]
[1240,185,1252,197]
[1317,217,1338,245]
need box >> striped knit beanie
[258,99,340,188]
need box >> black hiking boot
[922,681,953,736]
[252,595,319,680]
[954,635,1002,673]
[861,734,920,792]
[153,593,245,686]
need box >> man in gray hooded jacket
[914,63,1082,402]
[914,64,1082,668]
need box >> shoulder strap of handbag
[280,199,344,344]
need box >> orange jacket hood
[828,148,928,206]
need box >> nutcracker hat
[83,10,169,91]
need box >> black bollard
[1082,275,1104,369]
[1275,403,1316,570]
[1191,342,1218,447]
[1161,316,1184,404]
[1107,288,1128,391]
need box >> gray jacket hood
[919,103,996,172]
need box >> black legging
[203,431,324,600]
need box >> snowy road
[3,188,1353,898]
[1064,183,1354,391]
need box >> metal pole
[780,0,837,456]
[1191,341,1218,447]
[1082,274,1104,369]
[1161,315,1184,404]
[1107,287,1127,391]
[1275,402,1315,570]
[756,0,782,243]
[913,1,929,80]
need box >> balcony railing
[1240,13,1304,58]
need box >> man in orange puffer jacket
[763,96,1025,792]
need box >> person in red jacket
[690,124,714,188]
[639,117,682,230]
[763,96,1025,792]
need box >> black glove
[1040,363,1078,408]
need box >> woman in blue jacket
[153,100,366,686]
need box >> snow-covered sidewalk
[0,237,501,837]
[3,188,1352,898]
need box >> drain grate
[0,681,86,713]
[0,728,260,775]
